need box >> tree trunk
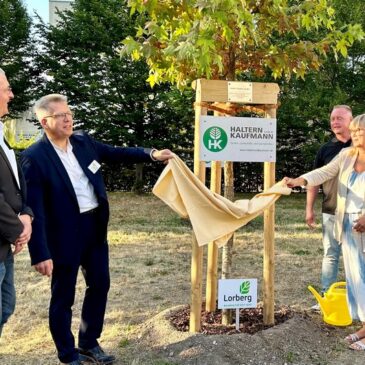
[222,56,236,325]
[222,160,234,325]
[132,163,144,194]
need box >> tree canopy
[275,0,365,181]
[0,0,34,116]
[123,0,364,87]
[34,0,192,146]
[1,0,364,191]
[32,0,194,190]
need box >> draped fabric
[153,155,291,246]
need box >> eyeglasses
[350,128,365,135]
[44,112,74,120]
[0,86,12,93]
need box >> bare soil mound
[122,305,365,365]
[170,304,293,335]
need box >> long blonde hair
[348,114,365,155]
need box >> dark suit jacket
[20,131,153,266]
[0,146,33,261]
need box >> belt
[80,207,99,215]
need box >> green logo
[203,126,228,152]
[240,281,250,295]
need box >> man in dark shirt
[306,105,352,305]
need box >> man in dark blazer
[0,68,33,336]
[20,94,173,365]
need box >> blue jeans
[321,213,342,294]
[0,249,16,336]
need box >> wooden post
[205,107,223,313]
[263,105,277,325]
[190,80,206,333]
[205,160,221,312]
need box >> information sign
[200,116,276,162]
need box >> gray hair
[33,94,68,119]
[0,68,5,75]
[332,105,353,117]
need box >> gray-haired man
[0,68,33,335]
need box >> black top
[313,137,352,214]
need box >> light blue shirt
[345,170,365,213]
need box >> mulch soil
[169,303,294,335]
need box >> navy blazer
[20,131,153,266]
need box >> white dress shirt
[0,121,20,188]
[50,139,99,213]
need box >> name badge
[88,160,101,174]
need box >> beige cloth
[153,155,291,246]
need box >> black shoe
[78,345,115,364]
[65,354,96,365]
[65,360,85,365]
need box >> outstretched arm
[151,149,174,162]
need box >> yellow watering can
[308,281,352,326]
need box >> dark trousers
[49,212,110,363]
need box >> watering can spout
[307,282,352,326]
[308,285,327,314]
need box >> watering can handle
[329,281,347,290]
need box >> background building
[49,0,73,25]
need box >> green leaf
[240,281,250,295]
[121,0,365,86]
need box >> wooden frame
[190,79,279,332]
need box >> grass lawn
[0,192,341,364]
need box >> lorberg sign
[218,279,258,309]
[200,116,276,162]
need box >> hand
[282,177,306,188]
[152,149,174,163]
[12,241,25,255]
[34,259,53,277]
[353,215,365,233]
[17,214,32,245]
[305,209,316,229]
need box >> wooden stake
[263,105,277,325]
[190,80,206,333]
[190,234,204,332]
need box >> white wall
[49,0,73,25]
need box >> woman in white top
[284,113,365,351]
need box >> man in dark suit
[0,68,33,336]
[20,94,173,364]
